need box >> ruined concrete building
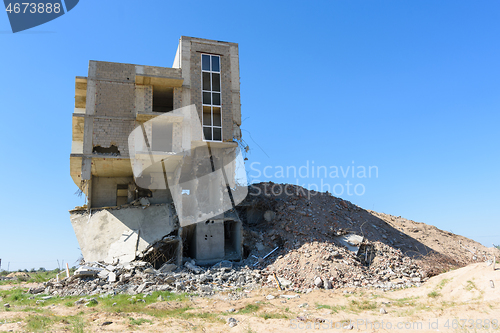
[69,36,248,267]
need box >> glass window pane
[211,56,220,72]
[212,93,221,106]
[211,73,220,92]
[213,128,222,141]
[202,54,210,71]
[213,107,221,127]
[203,72,211,91]
[203,106,212,126]
[203,127,212,141]
[203,92,211,105]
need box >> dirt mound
[6,272,30,280]
[237,182,499,292]
[396,261,499,303]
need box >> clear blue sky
[1,1,498,271]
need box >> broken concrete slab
[185,261,202,274]
[74,266,102,277]
[158,263,177,273]
[335,234,364,254]
[70,204,178,264]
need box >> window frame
[201,53,222,142]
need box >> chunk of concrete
[159,263,177,273]
[108,272,117,283]
[185,261,202,274]
[335,234,364,254]
[74,266,102,277]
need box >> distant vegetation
[1,268,76,285]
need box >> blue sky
[0,1,498,271]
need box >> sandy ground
[1,262,499,332]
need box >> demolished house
[69,36,248,268]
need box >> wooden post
[66,263,70,278]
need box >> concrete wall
[70,204,178,264]
[175,36,241,142]
[91,176,133,208]
[194,220,225,261]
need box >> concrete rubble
[34,181,498,298]
[29,260,265,299]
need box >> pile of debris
[32,182,498,297]
[237,182,498,292]
[29,260,265,299]
[261,240,427,292]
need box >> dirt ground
[1,262,498,332]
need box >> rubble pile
[29,261,264,299]
[238,182,497,292]
[31,182,498,297]
[261,241,427,292]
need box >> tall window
[201,54,222,141]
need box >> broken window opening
[92,145,120,156]
[181,224,196,258]
[116,184,128,206]
[136,187,152,198]
[141,237,179,269]
[151,121,173,152]
[224,220,240,260]
[152,86,173,112]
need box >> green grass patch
[238,304,261,314]
[25,314,58,332]
[315,303,332,310]
[330,305,346,313]
[99,290,189,313]
[129,317,153,326]
[427,291,441,298]
[391,296,419,307]
[437,278,451,289]
[69,316,86,333]
[348,300,377,312]
[259,312,289,320]
[465,280,477,291]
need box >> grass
[330,305,346,313]
[0,269,76,286]
[437,278,451,289]
[25,314,57,332]
[315,303,347,314]
[391,296,419,307]
[238,304,261,314]
[315,303,332,310]
[69,316,86,333]
[424,278,451,300]
[0,287,83,309]
[23,313,87,333]
[100,291,189,311]
[129,317,153,325]
[259,312,289,320]
[465,280,477,291]
[348,300,377,312]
